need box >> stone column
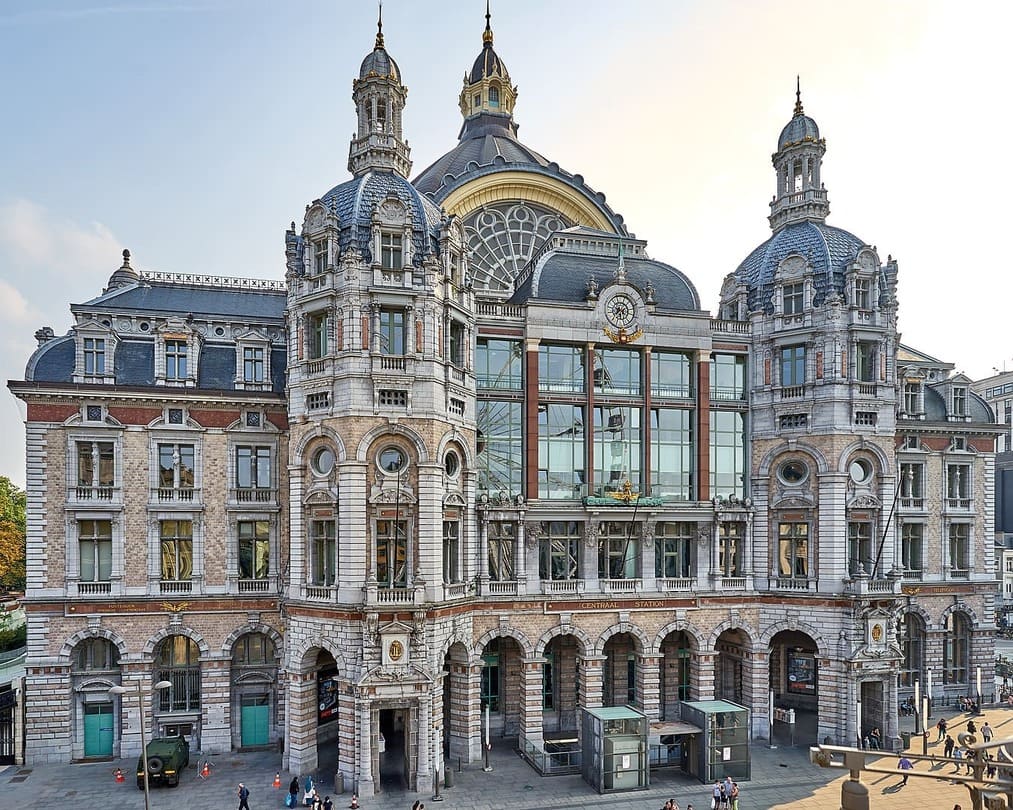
[579,655,606,711]
[416,693,431,783]
[478,511,489,591]
[200,656,231,753]
[287,670,320,777]
[637,655,661,719]
[694,652,717,701]
[581,521,599,592]
[519,656,544,751]
[745,652,769,740]
[514,518,526,585]
[357,699,374,797]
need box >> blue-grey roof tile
[115,340,155,386]
[271,348,286,394]
[29,336,75,382]
[83,284,285,320]
[197,345,237,390]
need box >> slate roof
[923,386,994,424]
[778,112,821,150]
[733,221,873,312]
[315,171,442,267]
[359,45,400,82]
[412,114,628,236]
[511,252,700,312]
[27,335,74,382]
[79,282,286,321]
[470,41,509,83]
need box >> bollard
[444,767,454,788]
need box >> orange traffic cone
[349,795,359,810]
[273,773,281,789]
[201,761,210,778]
[114,768,125,783]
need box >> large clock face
[605,293,636,328]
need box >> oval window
[444,451,460,477]
[312,447,335,476]
[379,447,406,473]
[849,458,872,484]
[778,460,809,485]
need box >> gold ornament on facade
[161,601,189,613]
[603,325,643,344]
[607,480,640,505]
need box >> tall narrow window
[157,443,195,499]
[899,463,924,507]
[487,521,515,582]
[376,519,408,587]
[477,400,523,498]
[947,464,971,507]
[78,519,112,582]
[542,652,554,709]
[538,404,584,499]
[719,522,743,576]
[856,342,876,382]
[379,309,405,355]
[236,446,271,495]
[655,522,692,579]
[952,387,967,417]
[449,321,465,366]
[778,521,808,578]
[943,613,969,684]
[903,382,921,415]
[853,278,871,310]
[314,239,328,274]
[651,408,692,501]
[308,312,328,359]
[165,339,188,380]
[780,345,806,387]
[83,338,105,375]
[539,520,580,581]
[592,406,642,496]
[710,354,746,401]
[311,520,336,585]
[488,86,500,107]
[847,521,874,576]
[157,636,200,712]
[77,441,115,498]
[380,233,403,269]
[243,347,265,383]
[710,410,746,498]
[443,520,461,584]
[949,524,970,577]
[238,520,270,580]
[783,282,804,315]
[899,613,924,687]
[598,521,639,580]
[481,640,501,712]
[159,520,193,582]
[901,523,923,576]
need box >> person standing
[712,780,722,809]
[237,783,251,810]
[982,721,994,743]
[966,719,977,735]
[730,782,740,810]
[936,717,948,742]
[898,755,914,785]
[288,778,299,809]
[944,734,955,757]
[322,798,333,810]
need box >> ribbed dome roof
[470,41,509,83]
[734,221,867,312]
[778,113,820,150]
[359,45,400,81]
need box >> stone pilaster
[519,656,544,750]
[286,670,319,777]
[694,652,716,701]
[357,700,374,797]
[579,655,606,710]
[637,654,661,719]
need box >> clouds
[0,198,122,488]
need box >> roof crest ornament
[614,236,627,281]
[375,1,384,49]
[483,0,493,45]
[794,75,804,117]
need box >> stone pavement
[4,705,1012,810]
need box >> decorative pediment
[443,492,466,509]
[368,485,416,505]
[847,494,881,510]
[375,194,408,227]
[303,202,340,235]
[772,492,815,509]
[776,253,809,279]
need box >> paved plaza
[5,704,1011,810]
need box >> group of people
[956,696,980,713]
[709,776,741,809]
[862,727,884,749]
[286,777,333,810]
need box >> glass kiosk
[680,700,750,782]
[580,706,649,793]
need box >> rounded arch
[143,626,210,658]
[74,675,119,693]
[940,602,981,628]
[59,626,129,663]
[294,423,347,464]
[899,602,933,631]
[438,632,474,664]
[472,626,533,662]
[653,621,705,656]
[221,623,284,659]
[706,620,760,651]
[435,429,476,470]
[761,621,828,659]
[290,635,348,673]
[535,624,592,658]
[356,423,430,465]
[758,441,831,477]
[595,622,650,657]
[837,439,892,476]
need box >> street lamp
[109,680,172,810]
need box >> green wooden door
[240,695,269,747]
[83,703,113,757]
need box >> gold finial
[375,1,384,48]
[793,75,804,116]
[483,0,493,45]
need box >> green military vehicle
[136,736,190,788]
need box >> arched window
[488,86,500,107]
[232,633,275,668]
[73,637,120,672]
[944,613,970,684]
[898,613,924,687]
[157,635,201,712]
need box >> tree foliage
[0,477,26,592]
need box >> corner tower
[768,80,830,231]
[458,3,517,125]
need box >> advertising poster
[787,651,816,694]
[317,669,340,724]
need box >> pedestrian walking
[730,782,740,810]
[982,721,993,743]
[944,735,955,757]
[936,717,948,742]
[288,778,299,809]
[238,783,251,810]
[898,755,913,785]
[322,798,333,810]
[966,719,977,735]
[952,748,963,773]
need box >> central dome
[359,45,400,81]
[778,113,820,150]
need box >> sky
[1,0,1011,489]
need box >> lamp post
[109,679,172,810]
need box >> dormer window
[854,278,871,310]
[381,233,403,270]
[952,387,967,417]
[84,338,106,375]
[783,282,804,315]
[313,239,328,274]
[165,339,188,380]
[243,347,265,384]
[488,86,500,107]
[903,382,922,415]
[473,93,481,109]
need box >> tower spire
[794,75,803,116]
[483,0,493,45]
[375,1,384,49]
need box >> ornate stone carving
[583,521,600,549]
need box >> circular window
[444,451,460,477]
[778,460,809,485]
[379,447,407,473]
[139,322,150,332]
[849,458,873,484]
[215,326,225,336]
[312,447,335,476]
